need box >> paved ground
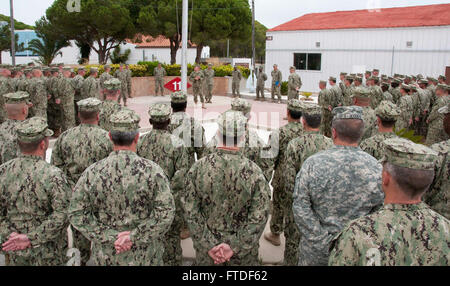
[1,92,314,266]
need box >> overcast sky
[1,0,449,28]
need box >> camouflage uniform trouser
[61,98,76,132]
[270,182,286,235]
[73,229,91,265]
[47,101,62,133]
[155,79,164,96]
[195,245,260,266]
[118,88,128,105]
[288,89,299,100]
[284,209,300,266]
[320,110,333,138]
[163,200,183,266]
[232,82,240,97]
[204,84,213,102]
[395,118,410,132]
[193,85,204,104]
[271,84,281,100]
[256,85,265,99]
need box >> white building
[265,4,450,92]
[1,32,210,66]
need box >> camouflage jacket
[0,77,13,122]
[257,70,267,86]
[0,155,71,266]
[204,129,274,181]
[51,124,113,185]
[428,96,449,129]
[391,87,402,104]
[181,149,270,260]
[29,77,48,117]
[383,91,394,102]
[69,150,175,266]
[81,77,100,100]
[203,69,215,85]
[318,88,333,109]
[271,70,282,84]
[168,111,206,166]
[189,71,204,87]
[361,106,377,142]
[153,67,167,80]
[0,119,21,165]
[330,85,344,107]
[424,140,449,220]
[99,72,112,91]
[369,85,384,109]
[99,100,123,132]
[137,129,190,192]
[72,75,85,100]
[360,132,398,161]
[114,71,128,93]
[284,131,333,204]
[232,70,242,83]
[293,145,384,266]
[329,203,450,266]
[288,73,302,91]
[268,122,304,186]
[398,95,414,123]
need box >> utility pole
[251,0,256,75]
[181,0,188,93]
[10,0,16,66]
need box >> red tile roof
[127,35,196,48]
[268,4,450,32]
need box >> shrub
[281,81,288,95]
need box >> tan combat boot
[264,231,281,246]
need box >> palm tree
[26,37,70,66]
[26,16,70,66]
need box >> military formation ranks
[0,62,449,267]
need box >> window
[294,53,322,71]
[316,42,320,48]
[406,41,413,48]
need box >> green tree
[190,0,252,63]
[0,14,34,30]
[46,0,135,64]
[137,0,184,65]
[209,20,267,63]
[75,40,92,65]
[110,46,131,64]
[26,17,71,66]
[0,24,24,64]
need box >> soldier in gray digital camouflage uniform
[264,99,304,246]
[0,92,32,165]
[329,138,449,266]
[69,109,175,266]
[137,103,189,266]
[203,63,214,103]
[283,102,333,265]
[0,117,71,266]
[52,97,113,265]
[360,100,400,160]
[424,102,449,220]
[287,66,302,100]
[351,87,377,142]
[293,106,384,266]
[153,63,166,97]
[181,111,270,266]
[99,79,123,132]
[189,65,206,109]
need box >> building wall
[265,26,450,92]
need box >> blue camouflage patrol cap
[77,97,102,112]
[231,98,252,115]
[16,117,53,143]
[3,91,31,104]
[110,109,141,132]
[217,110,247,138]
[149,103,171,123]
[333,106,363,120]
[170,91,187,103]
[381,138,438,171]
